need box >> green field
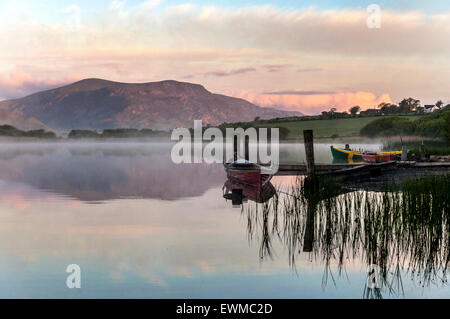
[254,115,421,139]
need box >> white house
[424,105,440,113]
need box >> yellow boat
[330,146,363,161]
[331,146,403,162]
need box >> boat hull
[224,162,272,185]
[362,153,397,163]
[330,146,363,161]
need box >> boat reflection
[222,172,276,205]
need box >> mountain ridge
[0,78,302,130]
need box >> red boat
[362,152,397,163]
[223,159,272,185]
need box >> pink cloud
[263,64,291,72]
[183,67,256,79]
[232,90,392,115]
[0,71,82,99]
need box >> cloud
[0,4,448,103]
[264,64,291,72]
[109,1,128,19]
[297,68,323,73]
[141,0,164,10]
[3,6,450,58]
[183,67,256,79]
[64,4,81,29]
[204,67,256,77]
[0,72,81,99]
[264,90,334,95]
[147,5,450,57]
[232,90,392,115]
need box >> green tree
[378,102,398,114]
[444,112,450,141]
[349,105,361,115]
[435,100,444,109]
[398,97,420,113]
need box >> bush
[360,117,415,137]
[360,110,450,139]
[415,118,445,138]
[102,128,141,138]
[444,112,450,142]
[68,129,99,138]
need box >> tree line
[245,97,449,124]
[324,98,448,119]
[0,125,56,138]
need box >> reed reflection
[240,174,449,298]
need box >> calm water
[0,141,447,298]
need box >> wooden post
[233,135,238,162]
[245,135,249,161]
[303,130,315,176]
[419,142,425,160]
[231,189,243,206]
[303,200,315,252]
[401,145,408,161]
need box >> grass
[383,139,450,156]
[252,115,421,139]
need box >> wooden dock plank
[263,161,450,176]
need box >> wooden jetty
[265,130,450,179]
[271,161,450,176]
[230,129,450,180]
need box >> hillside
[0,78,301,130]
[244,115,422,139]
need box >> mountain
[0,108,49,131]
[0,78,302,130]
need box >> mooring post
[401,145,408,161]
[303,200,315,252]
[303,130,315,176]
[231,189,243,206]
[245,135,249,161]
[303,130,317,251]
[233,135,238,162]
[419,142,425,160]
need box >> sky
[0,0,449,115]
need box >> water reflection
[223,168,275,205]
[242,175,449,298]
[0,142,225,201]
[0,142,447,298]
[0,141,381,202]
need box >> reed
[383,139,450,155]
[244,174,449,298]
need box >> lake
[0,141,447,298]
